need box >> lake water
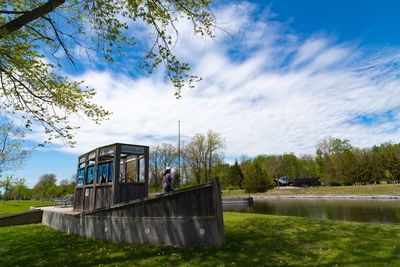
[223,198,400,224]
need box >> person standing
[163,167,174,193]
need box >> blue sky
[7,0,400,187]
[263,0,400,45]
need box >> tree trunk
[0,0,66,38]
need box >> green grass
[264,183,400,196]
[222,184,400,197]
[0,200,53,216]
[1,212,399,266]
[221,189,249,197]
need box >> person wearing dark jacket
[162,167,173,193]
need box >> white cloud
[27,2,400,159]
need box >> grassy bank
[264,183,400,196]
[0,200,53,216]
[0,212,399,266]
[222,183,400,197]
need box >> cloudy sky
[13,0,400,187]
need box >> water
[223,198,400,224]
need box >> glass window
[86,166,94,184]
[120,155,139,183]
[99,146,114,157]
[97,162,113,183]
[126,156,138,183]
[138,155,145,183]
[77,168,85,186]
[88,151,96,160]
[118,147,146,184]
[97,163,109,183]
[79,156,86,169]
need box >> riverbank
[254,195,400,200]
[222,183,400,199]
[0,212,399,266]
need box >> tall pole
[178,120,181,188]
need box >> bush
[224,184,240,191]
[242,165,274,193]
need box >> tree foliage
[0,0,214,144]
[241,156,274,193]
[10,177,31,200]
[223,160,243,189]
[182,130,224,184]
[32,173,57,199]
[0,175,14,201]
[0,121,31,175]
[149,143,177,189]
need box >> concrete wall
[42,211,223,247]
[43,179,224,247]
[0,209,43,227]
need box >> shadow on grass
[0,213,400,266]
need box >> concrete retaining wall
[0,209,43,227]
[42,211,223,247]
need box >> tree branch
[0,0,66,39]
[0,10,28,15]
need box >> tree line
[150,135,400,193]
[1,125,400,197]
[0,174,75,201]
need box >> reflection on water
[223,199,400,224]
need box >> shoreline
[251,195,400,200]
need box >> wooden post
[83,152,89,211]
[212,177,225,246]
[93,148,99,209]
[144,146,150,197]
[73,155,81,210]
[112,144,121,205]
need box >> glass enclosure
[74,143,149,211]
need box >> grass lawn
[0,200,53,216]
[0,212,399,266]
[222,184,400,197]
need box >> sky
[8,0,400,187]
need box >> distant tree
[280,153,300,179]
[204,130,225,182]
[298,154,317,178]
[183,136,204,184]
[11,178,31,200]
[150,145,162,189]
[58,178,75,196]
[242,163,271,193]
[240,156,274,193]
[262,155,282,181]
[0,121,31,176]
[315,149,326,182]
[212,162,230,188]
[182,130,225,184]
[316,137,353,185]
[226,160,244,188]
[150,143,177,190]
[32,173,57,199]
[0,175,15,201]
